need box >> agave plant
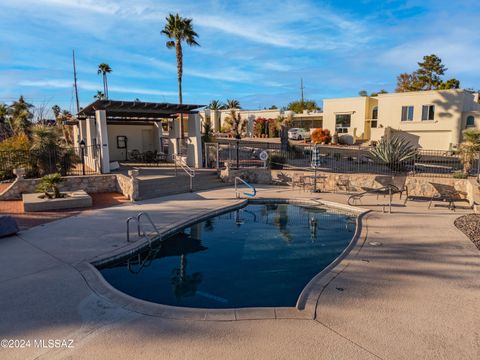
[36,173,63,199]
[369,136,418,171]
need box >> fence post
[236,140,240,170]
[216,143,220,171]
[204,142,208,168]
[81,146,85,175]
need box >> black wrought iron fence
[0,145,100,181]
[212,139,480,178]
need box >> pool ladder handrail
[234,176,256,198]
[126,212,161,245]
[173,154,195,192]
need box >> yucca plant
[369,136,418,171]
[457,129,480,175]
[36,173,63,199]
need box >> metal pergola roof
[76,99,205,121]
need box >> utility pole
[72,50,80,114]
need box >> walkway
[0,187,478,360]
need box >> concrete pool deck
[0,186,479,359]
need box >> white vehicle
[288,128,311,140]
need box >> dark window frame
[401,106,414,121]
[421,105,435,121]
[335,114,351,133]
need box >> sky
[1,0,480,115]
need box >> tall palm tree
[94,91,105,100]
[226,99,240,109]
[208,100,225,110]
[97,63,112,99]
[161,13,199,142]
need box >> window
[401,106,414,121]
[466,115,475,128]
[335,114,351,133]
[371,106,378,128]
[421,105,435,121]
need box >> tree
[224,109,245,138]
[395,54,460,92]
[161,13,199,141]
[8,96,33,136]
[458,129,480,175]
[358,90,368,97]
[269,105,278,109]
[395,73,421,92]
[416,54,446,90]
[370,89,388,97]
[51,105,61,119]
[225,99,240,109]
[94,91,105,100]
[287,99,319,113]
[97,63,112,99]
[208,100,224,110]
[438,78,460,90]
[0,103,11,139]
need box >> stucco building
[323,89,480,150]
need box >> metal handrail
[126,212,161,245]
[173,154,195,191]
[235,177,256,198]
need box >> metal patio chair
[348,175,409,206]
[428,182,467,211]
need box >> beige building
[323,89,480,150]
[201,108,323,136]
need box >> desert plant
[452,171,468,179]
[311,128,332,144]
[368,136,418,171]
[36,173,63,199]
[457,129,480,175]
[224,110,245,138]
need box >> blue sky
[1,0,479,114]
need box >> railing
[213,139,480,178]
[126,212,161,245]
[234,176,256,198]
[173,154,195,191]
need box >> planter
[23,190,92,212]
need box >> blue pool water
[99,202,356,308]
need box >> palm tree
[9,96,33,136]
[226,99,240,109]
[51,105,61,120]
[161,14,199,143]
[94,91,105,100]
[208,100,224,110]
[97,63,112,99]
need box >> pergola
[73,100,206,173]
[77,99,205,124]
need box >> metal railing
[126,212,161,245]
[234,176,256,198]
[173,154,195,191]
[211,140,480,178]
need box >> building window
[421,105,435,121]
[401,106,414,121]
[466,115,475,128]
[335,114,351,133]
[371,106,378,128]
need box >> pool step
[137,170,226,200]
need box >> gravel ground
[454,214,480,250]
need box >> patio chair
[428,182,467,211]
[348,175,408,206]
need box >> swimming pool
[99,201,357,309]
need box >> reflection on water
[100,203,356,308]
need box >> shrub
[368,136,418,171]
[457,129,480,175]
[452,171,468,179]
[311,128,331,144]
[0,133,30,151]
[36,173,63,199]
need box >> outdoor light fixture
[79,139,86,148]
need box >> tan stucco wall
[323,97,372,143]
[107,124,161,161]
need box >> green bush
[452,171,468,179]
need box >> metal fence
[206,140,480,178]
[0,144,101,181]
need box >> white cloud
[19,79,178,96]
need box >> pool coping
[75,198,369,321]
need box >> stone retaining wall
[221,167,469,198]
[0,174,134,201]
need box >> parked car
[288,128,311,140]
